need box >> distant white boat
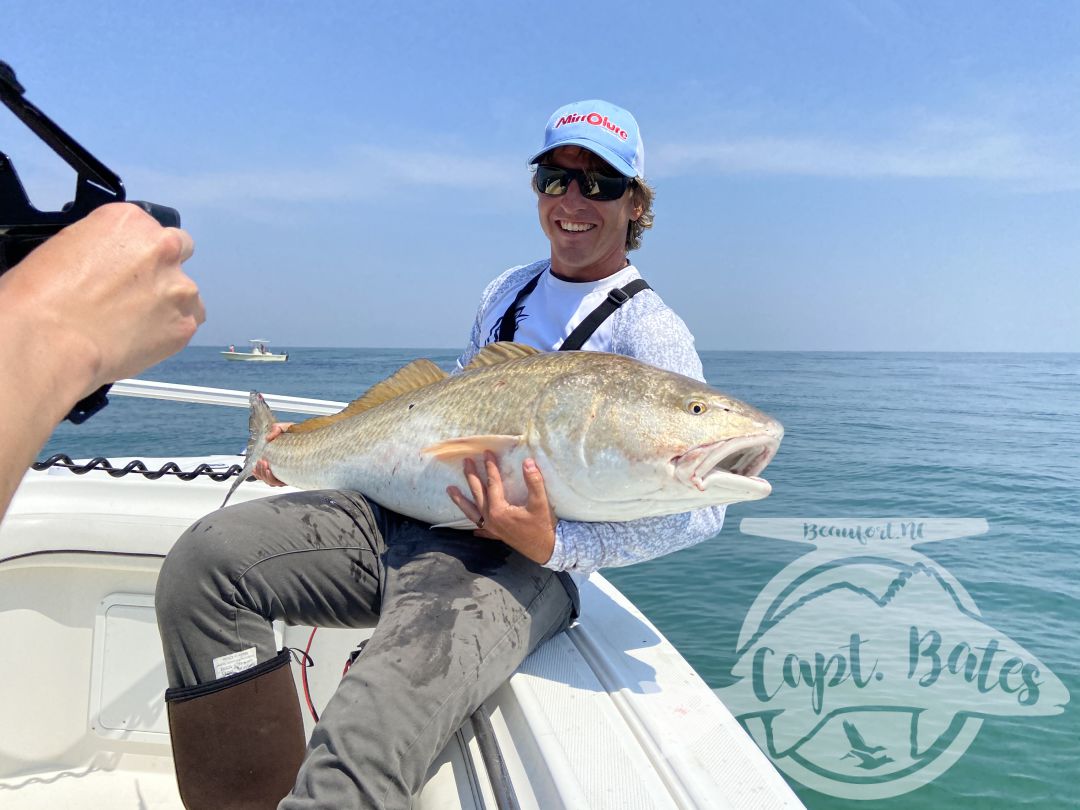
[221,339,288,362]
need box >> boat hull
[220,351,288,362]
[0,458,803,809]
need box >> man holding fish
[156,100,782,809]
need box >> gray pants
[155,489,576,809]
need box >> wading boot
[165,649,306,809]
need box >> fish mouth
[672,435,781,497]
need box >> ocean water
[42,348,1080,808]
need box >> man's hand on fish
[253,422,294,487]
[447,451,557,565]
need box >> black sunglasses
[534,164,633,202]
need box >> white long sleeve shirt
[455,259,726,574]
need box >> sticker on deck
[213,647,258,679]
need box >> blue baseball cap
[528,99,645,179]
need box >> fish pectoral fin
[422,434,524,462]
[430,518,480,530]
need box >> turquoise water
[42,348,1079,807]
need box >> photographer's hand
[3,203,203,394]
[0,202,203,520]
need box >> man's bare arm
[0,203,203,519]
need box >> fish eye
[687,400,708,415]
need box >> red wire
[302,627,362,722]
[301,626,319,723]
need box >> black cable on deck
[470,704,521,810]
[31,454,243,481]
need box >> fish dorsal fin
[288,358,448,434]
[463,342,541,371]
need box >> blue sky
[3,2,1078,351]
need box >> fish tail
[221,392,275,507]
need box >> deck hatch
[89,593,171,741]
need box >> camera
[0,60,180,421]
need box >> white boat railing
[111,379,346,416]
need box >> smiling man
[157,100,725,810]
[448,99,723,574]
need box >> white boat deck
[0,459,803,809]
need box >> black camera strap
[496,269,651,350]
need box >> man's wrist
[515,526,556,566]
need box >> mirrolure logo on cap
[553,111,629,141]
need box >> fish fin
[288,359,448,434]
[422,434,523,462]
[430,518,481,531]
[463,341,541,371]
[222,392,275,507]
